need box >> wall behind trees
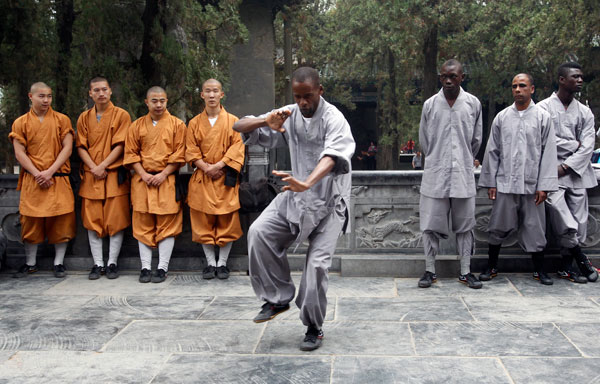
[0,0,247,172]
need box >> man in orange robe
[9,82,75,278]
[186,79,245,279]
[77,77,131,280]
[123,86,185,283]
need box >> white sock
[202,244,216,266]
[217,242,233,267]
[157,237,175,272]
[138,241,153,270]
[108,231,124,266]
[88,230,104,267]
[54,242,68,265]
[24,242,38,266]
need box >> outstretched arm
[272,156,336,192]
[233,109,291,134]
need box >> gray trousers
[247,195,345,328]
[488,192,546,252]
[419,195,475,275]
[546,187,588,249]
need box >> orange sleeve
[59,114,75,142]
[184,117,203,166]
[123,119,142,168]
[222,115,245,172]
[167,119,186,166]
[8,117,27,147]
[75,113,88,149]
[111,109,131,147]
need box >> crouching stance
[9,82,76,278]
[479,74,558,285]
[233,67,355,351]
[123,87,185,283]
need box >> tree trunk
[54,0,74,112]
[140,0,164,84]
[422,22,438,100]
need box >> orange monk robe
[185,107,245,246]
[8,107,76,243]
[123,111,185,246]
[185,107,245,214]
[76,102,132,237]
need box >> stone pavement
[0,271,599,383]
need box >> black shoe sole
[418,279,436,288]
[300,339,323,351]
[88,275,100,280]
[203,274,216,280]
[458,279,482,289]
[253,306,290,323]
[478,273,497,281]
[558,275,587,284]
[533,276,554,285]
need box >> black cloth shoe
[106,263,119,279]
[253,302,290,323]
[418,271,437,288]
[459,273,483,289]
[203,265,216,279]
[533,271,553,285]
[12,264,38,278]
[88,265,105,280]
[53,264,66,278]
[151,268,167,283]
[139,268,151,283]
[300,325,324,351]
[216,265,230,280]
[479,267,498,281]
[557,270,587,284]
[574,251,599,282]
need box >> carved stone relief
[355,207,422,249]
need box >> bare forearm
[305,156,336,188]
[48,134,73,174]
[77,147,97,169]
[99,144,124,168]
[14,143,40,175]
[131,162,147,177]
[161,163,180,177]
[233,117,267,133]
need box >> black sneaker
[557,270,587,284]
[253,302,290,323]
[139,268,151,283]
[300,325,323,351]
[479,267,498,281]
[106,263,119,279]
[216,265,230,280]
[88,265,105,280]
[53,264,66,278]
[418,271,437,288]
[203,265,216,280]
[459,273,483,289]
[533,271,553,285]
[151,268,167,283]
[575,254,599,282]
[12,264,38,278]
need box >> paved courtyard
[0,270,599,383]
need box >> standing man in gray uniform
[418,59,483,289]
[479,73,558,285]
[233,67,355,351]
[538,62,598,283]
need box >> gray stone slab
[324,275,397,297]
[43,274,174,296]
[70,295,214,321]
[502,357,600,383]
[508,274,600,296]
[464,296,600,322]
[337,297,473,321]
[153,353,331,384]
[411,322,580,357]
[0,351,168,384]
[0,275,65,295]
[395,276,520,297]
[159,275,255,297]
[0,294,95,320]
[103,320,262,353]
[0,351,16,362]
[332,356,511,384]
[0,317,130,351]
[256,321,414,355]
[556,322,600,357]
[198,296,335,322]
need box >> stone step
[3,250,599,278]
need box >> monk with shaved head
[185,79,245,279]
[123,86,186,283]
[9,82,76,278]
[76,77,132,280]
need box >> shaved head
[202,78,222,89]
[146,86,166,98]
[30,82,51,94]
[89,76,109,89]
[292,67,320,87]
[441,59,463,74]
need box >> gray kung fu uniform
[242,97,355,328]
[418,87,482,274]
[479,102,558,252]
[537,93,597,248]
